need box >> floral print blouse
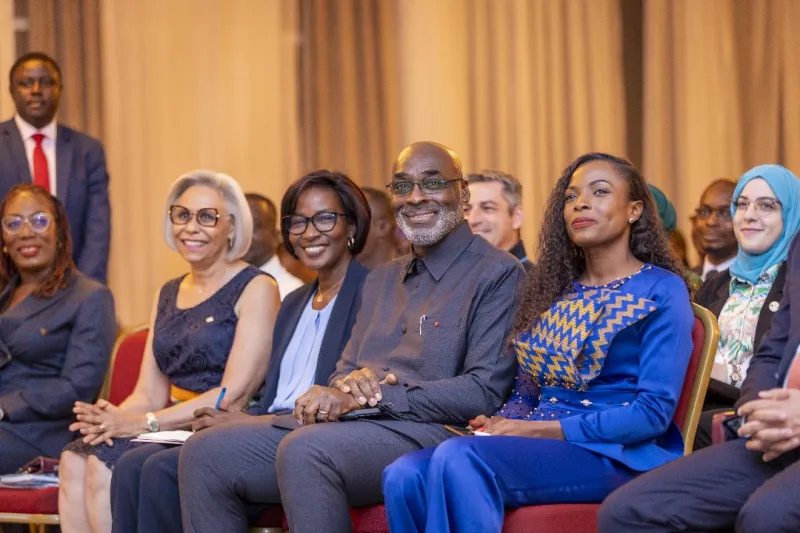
[716,264,781,386]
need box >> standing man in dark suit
[599,232,800,533]
[0,52,110,283]
[174,142,522,533]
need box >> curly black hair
[0,184,74,297]
[512,152,689,338]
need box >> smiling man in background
[464,170,532,272]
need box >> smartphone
[444,425,475,437]
[722,415,745,439]
[338,407,383,421]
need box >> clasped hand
[738,388,800,461]
[469,415,565,439]
[293,385,360,425]
[70,399,140,446]
[332,367,397,407]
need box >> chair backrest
[101,324,149,405]
[673,303,719,455]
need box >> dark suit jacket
[739,234,800,407]
[252,260,369,413]
[0,272,116,457]
[696,264,787,404]
[0,119,111,283]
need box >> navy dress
[63,266,264,468]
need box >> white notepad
[132,430,194,445]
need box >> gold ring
[99,424,107,433]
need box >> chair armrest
[711,410,737,445]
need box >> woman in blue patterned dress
[693,164,800,448]
[58,170,280,533]
[382,153,695,533]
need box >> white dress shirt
[702,255,736,281]
[260,255,305,301]
[14,115,58,195]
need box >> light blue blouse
[268,295,338,412]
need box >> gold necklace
[315,275,345,303]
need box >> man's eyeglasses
[386,178,463,197]
[694,206,732,221]
[169,205,222,228]
[282,212,348,235]
[733,198,782,215]
[1,212,52,235]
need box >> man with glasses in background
[174,141,523,533]
[691,178,738,282]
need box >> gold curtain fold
[0,0,13,118]
[396,0,628,247]
[298,0,403,187]
[643,0,800,264]
[26,0,103,138]
[101,0,301,325]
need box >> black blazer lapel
[55,125,73,202]
[755,262,787,351]
[0,120,32,183]
[314,260,368,384]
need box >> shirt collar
[404,220,474,282]
[14,115,57,142]
[730,262,781,288]
[508,240,528,263]
[703,255,736,279]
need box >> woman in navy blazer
[109,170,373,533]
[383,153,694,533]
[0,184,116,473]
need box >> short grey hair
[466,170,523,211]
[163,170,253,261]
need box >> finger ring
[99,424,107,433]
[318,409,329,415]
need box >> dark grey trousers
[178,419,430,533]
[598,438,800,533]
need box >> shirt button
[383,367,390,372]
[401,326,407,334]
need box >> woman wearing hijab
[693,164,800,448]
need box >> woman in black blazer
[109,170,374,533]
[694,164,800,449]
[0,184,116,473]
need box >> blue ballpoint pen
[215,387,227,410]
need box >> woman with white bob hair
[58,170,280,533]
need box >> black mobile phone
[722,415,744,439]
[338,408,383,421]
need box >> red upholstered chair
[0,325,150,532]
[330,303,719,533]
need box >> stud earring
[629,218,635,224]
[347,236,355,250]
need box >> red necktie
[31,133,50,192]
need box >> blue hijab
[729,164,800,284]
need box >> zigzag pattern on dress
[514,287,656,391]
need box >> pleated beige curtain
[26,0,104,138]
[101,0,301,325]
[642,0,800,264]
[299,0,403,187]
[395,0,629,247]
[0,0,13,118]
